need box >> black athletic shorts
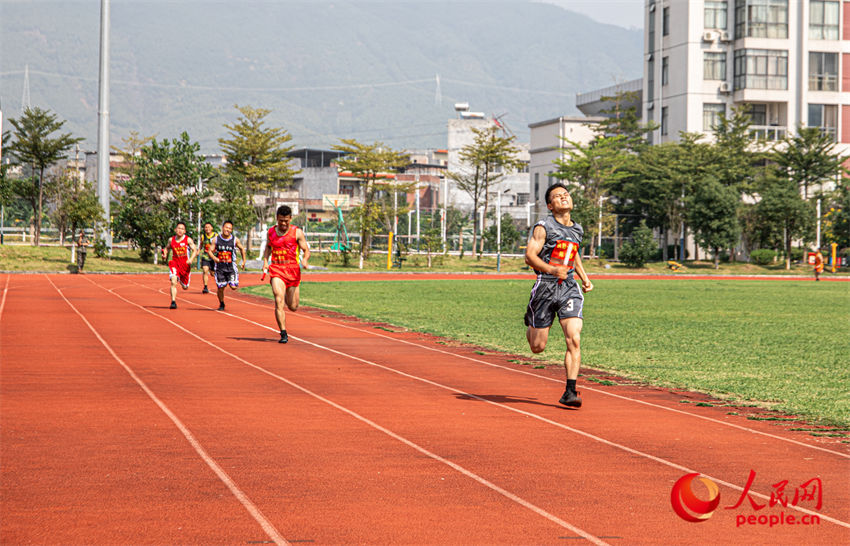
[201,258,215,270]
[524,278,583,328]
[214,265,239,288]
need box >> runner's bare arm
[261,239,271,274]
[235,238,247,269]
[161,243,171,263]
[574,253,593,293]
[187,238,198,264]
[525,225,567,280]
[297,228,310,269]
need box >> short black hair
[175,221,186,229]
[276,205,292,217]
[545,183,569,204]
[204,222,213,228]
[222,220,233,227]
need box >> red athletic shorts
[269,263,301,287]
[169,259,191,288]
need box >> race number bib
[271,248,289,265]
[217,251,233,263]
[548,240,578,271]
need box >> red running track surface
[1,274,848,545]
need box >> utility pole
[496,189,502,272]
[97,0,112,252]
[415,172,420,250]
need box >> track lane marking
[222,285,850,460]
[124,277,850,530]
[45,275,289,546]
[85,276,611,545]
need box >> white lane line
[45,276,289,546]
[0,275,9,322]
[126,278,850,530]
[89,277,611,545]
[224,288,850,460]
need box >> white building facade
[527,117,602,222]
[644,0,850,159]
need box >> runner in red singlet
[262,205,310,344]
[161,222,198,309]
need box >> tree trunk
[714,247,720,269]
[471,199,478,261]
[35,168,44,246]
[785,235,792,270]
[661,226,668,262]
[459,227,464,258]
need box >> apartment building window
[662,7,670,35]
[704,52,727,80]
[703,104,726,131]
[648,7,656,52]
[662,57,669,85]
[705,1,728,29]
[647,58,655,101]
[808,104,838,140]
[809,52,838,91]
[809,1,840,40]
[748,104,767,125]
[516,193,529,206]
[733,49,788,90]
[734,0,788,39]
[661,107,669,136]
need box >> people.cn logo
[671,473,721,522]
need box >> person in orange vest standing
[813,248,824,281]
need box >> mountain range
[0,0,643,153]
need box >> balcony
[748,125,787,141]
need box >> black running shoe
[202,286,209,294]
[558,390,582,408]
[279,331,288,344]
[217,302,225,311]
[169,301,177,309]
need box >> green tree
[46,173,78,245]
[713,106,760,192]
[445,205,470,256]
[451,125,523,257]
[615,133,714,261]
[113,132,213,262]
[686,176,742,269]
[619,220,656,268]
[554,134,629,258]
[207,171,255,235]
[822,179,850,248]
[595,90,657,152]
[771,127,847,200]
[332,139,408,268]
[62,181,105,242]
[219,105,299,251]
[754,174,816,269]
[483,212,523,253]
[7,107,83,245]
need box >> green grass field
[244,278,850,427]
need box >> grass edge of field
[241,285,850,432]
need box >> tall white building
[644,0,850,158]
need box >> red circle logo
[671,473,721,522]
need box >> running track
[1,273,848,545]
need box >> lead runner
[262,205,311,344]
[524,183,593,408]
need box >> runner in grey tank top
[523,183,594,409]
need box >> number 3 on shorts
[566,299,574,312]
